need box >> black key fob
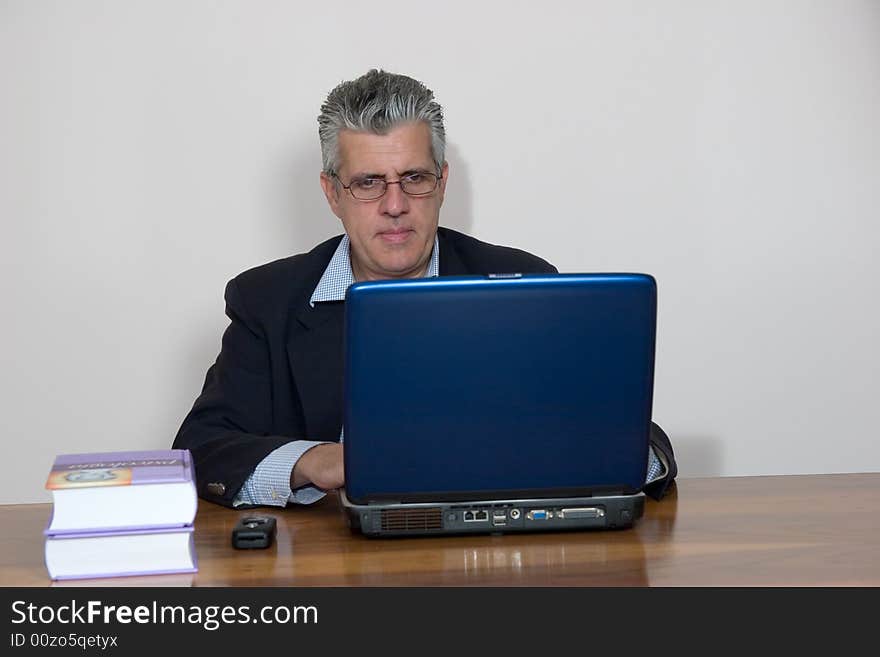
[231,515,277,549]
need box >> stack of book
[44,449,199,581]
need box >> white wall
[2,1,878,503]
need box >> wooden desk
[3,473,878,586]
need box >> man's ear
[437,161,449,205]
[320,171,343,220]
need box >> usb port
[492,511,507,526]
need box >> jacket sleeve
[644,421,678,500]
[173,278,296,508]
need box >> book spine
[184,448,195,484]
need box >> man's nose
[379,181,409,217]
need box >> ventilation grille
[380,507,443,532]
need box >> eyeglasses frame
[331,170,443,201]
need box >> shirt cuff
[233,440,331,507]
[645,445,668,485]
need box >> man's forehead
[337,122,434,175]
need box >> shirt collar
[310,233,440,306]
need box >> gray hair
[317,69,445,175]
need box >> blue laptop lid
[343,273,656,504]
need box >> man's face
[320,122,448,281]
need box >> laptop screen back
[343,273,656,504]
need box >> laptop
[340,272,656,537]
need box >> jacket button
[206,482,226,496]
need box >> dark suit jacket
[174,227,677,507]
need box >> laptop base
[340,491,645,537]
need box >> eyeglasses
[333,171,442,201]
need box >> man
[173,69,677,509]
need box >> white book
[45,526,197,580]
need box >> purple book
[45,525,198,581]
[45,449,198,536]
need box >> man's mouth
[377,228,414,244]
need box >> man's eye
[404,173,425,183]
[353,178,381,189]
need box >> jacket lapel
[438,228,469,275]
[286,301,345,441]
[284,236,347,442]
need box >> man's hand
[291,443,344,491]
